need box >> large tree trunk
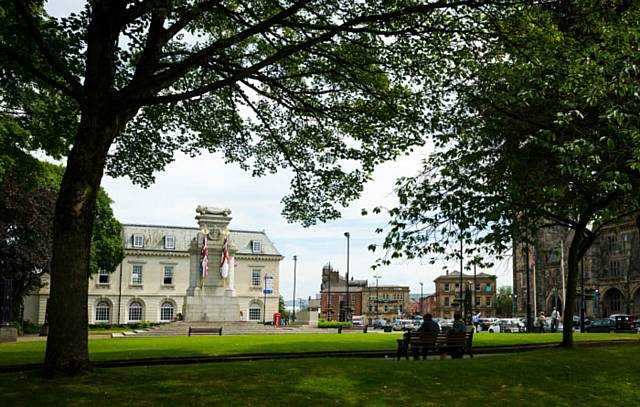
[43,115,117,376]
[560,229,583,347]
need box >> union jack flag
[220,235,230,278]
[200,236,208,280]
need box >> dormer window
[133,234,144,248]
[165,235,175,249]
[98,269,109,284]
[251,240,262,253]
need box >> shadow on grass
[1,345,639,406]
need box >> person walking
[550,307,561,333]
[472,312,481,332]
[537,312,546,333]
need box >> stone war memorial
[22,206,283,325]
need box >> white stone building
[23,206,283,324]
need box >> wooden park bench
[396,329,474,360]
[337,325,368,334]
[188,326,222,336]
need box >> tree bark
[560,228,584,347]
[43,113,118,376]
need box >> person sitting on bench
[417,313,440,333]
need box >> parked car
[392,319,415,331]
[439,319,454,330]
[585,318,615,333]
[477,318,495,332]
[487,319,528,333]
[609,314,635,333]
[372,319,388,329]
[572,315,592,327]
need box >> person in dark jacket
[417,313,440,333]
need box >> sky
[44,1,514,301]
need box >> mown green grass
[0,332,637,366]
[1,344,639,406]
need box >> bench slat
[188,327,223,336]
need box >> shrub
[14,320,41,335]
[318,320,352,328]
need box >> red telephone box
[273,312,282,326]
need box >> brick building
[319,264,366,321]
[433,271,497,319]
[319,264,410,324]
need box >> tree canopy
[0,161,124,321]
[1,0,502,374]
[374,1,640,345]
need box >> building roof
[434,271,496,281]
[122,223,281,256]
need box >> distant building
[513,220,640,318]
[433,271,497,319]
[362,285,410,323]
[409,294,436,316]
[23,206,283,324]
[319,264,367,321]
[318,264,410,323]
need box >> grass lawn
[0,332,638,366]
[1,344,639,406]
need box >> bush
[14,320,41,335]
[318,320,352,328]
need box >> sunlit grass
[1,332,637,366]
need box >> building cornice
[125,249,190,257]
[236,254,284,262]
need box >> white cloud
[102,146,514,302]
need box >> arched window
[160,302,174,321]
[95,301,110,323]
[249,303,261,321]
[129,301,143,322]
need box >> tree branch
[12,0,83,99]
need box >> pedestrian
[550,307,560,333]
[537,312,546,333]
[472,312,480,332]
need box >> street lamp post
[580,258,585,333]
[525,241,532,333]
[374,275,381,321]
[419,282,424,315]
[473,263,477,316]
[344,232,350,322]
[327,267,332,321]
[292,255,297,322]
[459,235,464,315]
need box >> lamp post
[580,257,585,333]
[473,263,477,316]
[374,275,381,321]
[344,232,350,322]
[327,266,332,321]
[525,241,532,333]
[459,235,464,315]
[419,282,424,315]
[292,255,297,322]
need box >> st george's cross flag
[200,236,208,281]
[220,235,230,278]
